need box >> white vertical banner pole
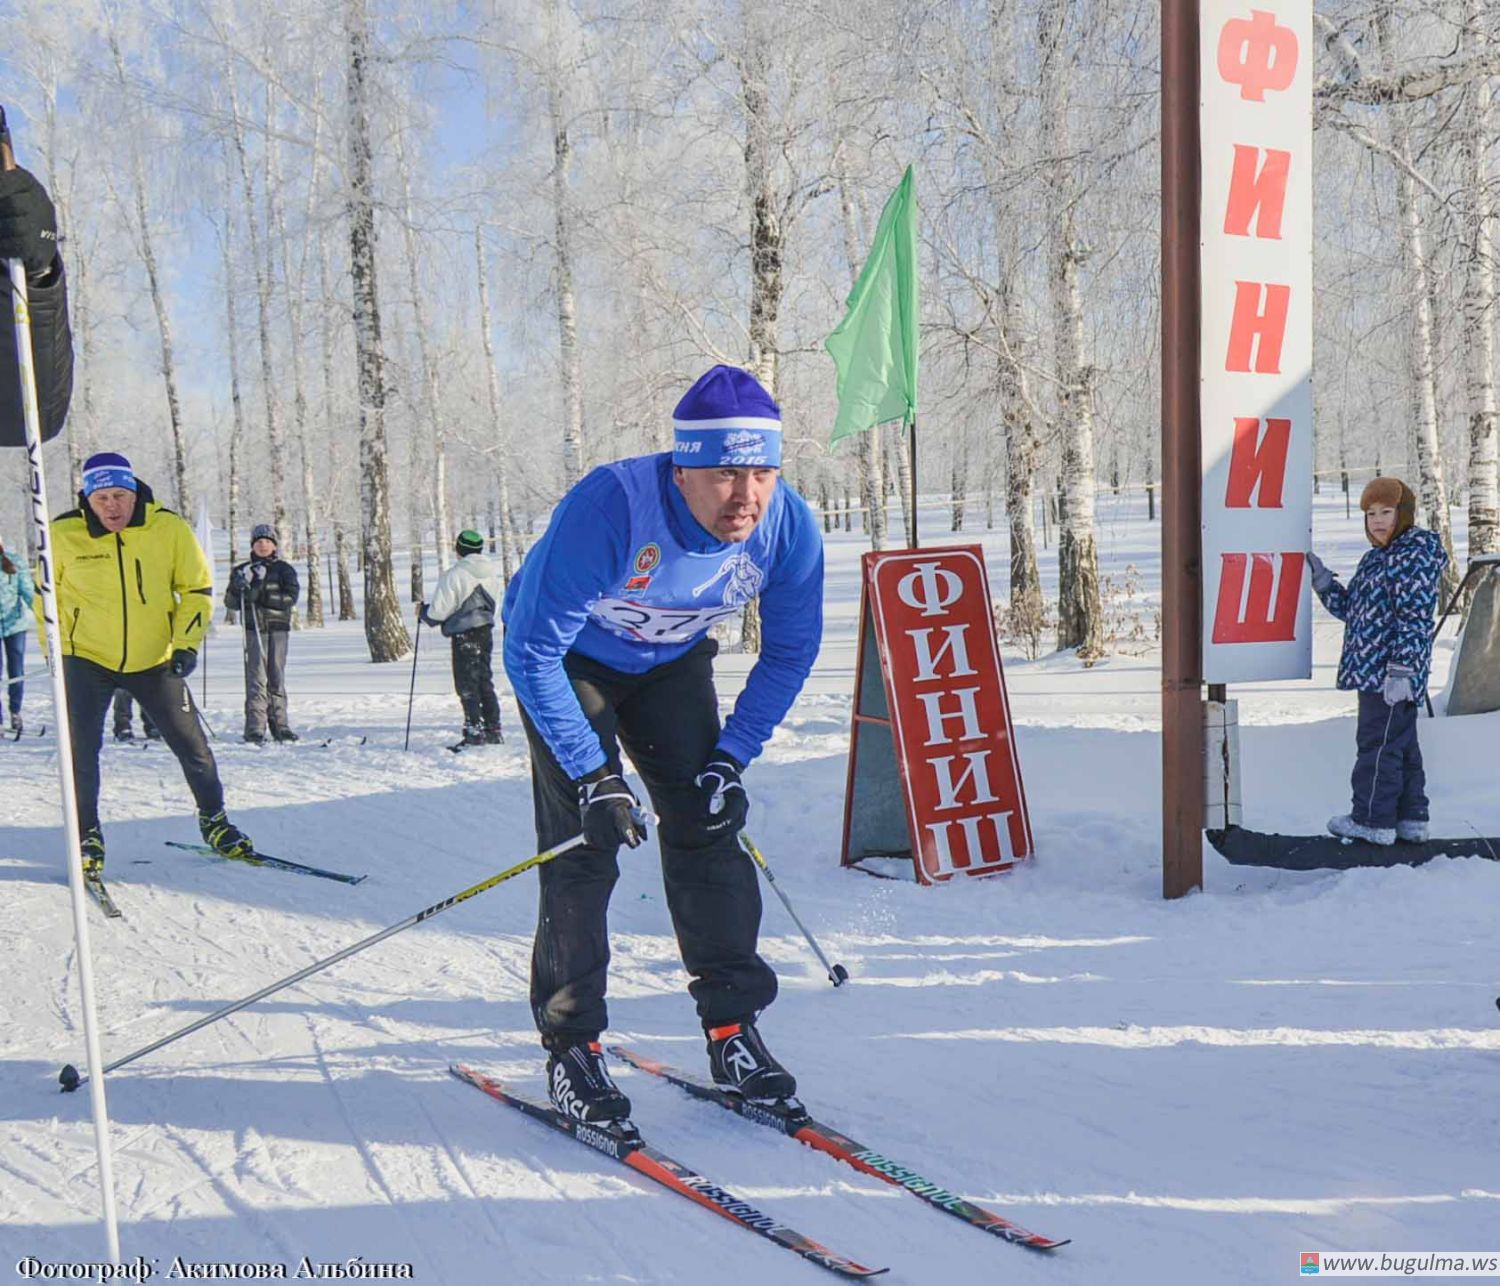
[4,165,121,1261]
[1199,0,1315,683]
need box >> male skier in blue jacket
[504,365,824,1123]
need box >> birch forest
[3,0,1497,662]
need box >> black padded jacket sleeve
[0,256,73,446]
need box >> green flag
[825,165,919,444]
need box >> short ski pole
[403,615,422,752]
[739,832,849,986]
[59,833,588,1092]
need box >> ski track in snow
[2,496,1498,1283]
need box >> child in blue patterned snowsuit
[1308,477,1448,846]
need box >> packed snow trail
[4,496,1498,1283]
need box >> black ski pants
[521,638,775,1046]
[112,689,159,739]
[452,625,501,732]
[65,656,224,834]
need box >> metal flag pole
[1,104,120,1263]
[907,417,918,549]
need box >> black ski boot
[272,727,300,743]
[483,725,504,745]
[546,1039,632,1123]
[80,827,105,881]
[199,809,255,859]
[460,724,486,748]
[706,1020,797,1101]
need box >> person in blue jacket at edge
[1308,476,1448,848]
[503,365,825,1123]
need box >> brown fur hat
[1359,476,1416,546]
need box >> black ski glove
[694,751,747,835]
[170,648,198,678]
[576,766,647,849]
[0,166,59,279]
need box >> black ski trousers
[521,638,775,1046]
[65,656,224,834]
[452,625,501,732]
[112,689,158,739]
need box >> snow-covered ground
[3,494,1498,1284]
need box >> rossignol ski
[165,840,366,885]
[449,1062,886,1279]
[609,1046,1068,1252]
[83,875,123,919]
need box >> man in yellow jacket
[49,452,253,877]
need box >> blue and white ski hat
[81,451,137,496]
[672,366,782,468]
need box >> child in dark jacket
[1308,477,1448,846]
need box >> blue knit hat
[672,366,782,468]
[81,451,137,496]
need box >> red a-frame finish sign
[840,546,1033,885]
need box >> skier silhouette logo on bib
[593,551,764,644]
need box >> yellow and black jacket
[44,482,213,672]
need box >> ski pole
[403,613,422,751]
[60,832,589,1092]
[739,832,849,986]
[190,690,217,742]
[4,104,122,1261]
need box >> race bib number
[591,597,741,643]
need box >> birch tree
[1373,8,1459,597]
[215,156,248,617]
[1458,0,1498,559]
[395,130,451,570]
[475,225,522,576]
[345,0,409,661]
[270,105,325,626]
[1036,0,1103,657]
[105,21,191,514]
[317,216,354,622]
[832,128,886,549]
[546,1,587,487]
[225,55,290,540]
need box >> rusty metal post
[1161,0,1204,898]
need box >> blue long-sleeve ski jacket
[503,454,824,779]
[1314,526,1447,698]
